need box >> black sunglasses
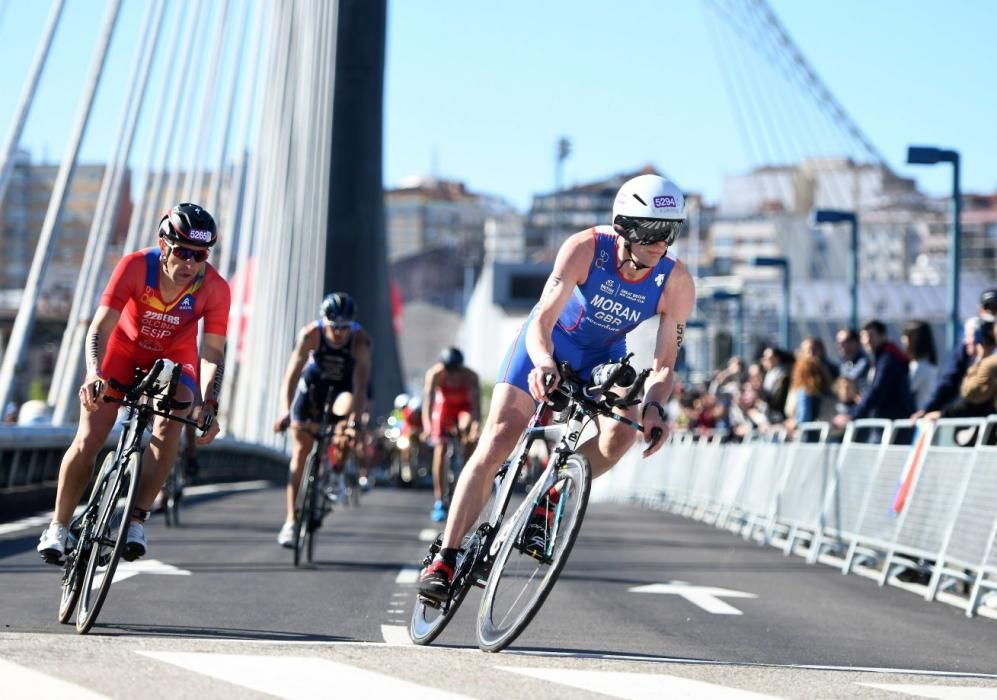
[615,215,683,246]
[168,243,209,263]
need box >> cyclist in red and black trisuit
[422,347,480,522]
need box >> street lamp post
[752,256,791,349]
[907,145,961,348]
[712,290,744,358]
[551,136,571,254]
[811,209,859,330]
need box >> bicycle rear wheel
[293,451,319,567]
[344,453,361,507]
[76,451,141,634]
[164,462,181,527]
[58,516,93,623]
[409,526,487,645]
[476,453,591,652]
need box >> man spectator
[924,319,997,420]
[835,328,870,393]
[914,288,997,418]
[832,320,914,428]
[759,346,793,423]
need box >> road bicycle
[291,388,341,566]
[57,359,206,634]
[410,353,660,652]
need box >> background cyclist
[272,292,371,547]
[422,346,480,522]
[36,203,230,564]
[417,174,695,602]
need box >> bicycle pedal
[40,550,64,566]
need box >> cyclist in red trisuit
[422,347,480,522]
[37,203,231,564]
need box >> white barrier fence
[592,417,997,618]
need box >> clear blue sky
[1,1,994,212]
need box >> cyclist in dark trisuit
[273,292,371,547]
[418,174,696,602]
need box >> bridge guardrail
[593,417,997,618]
[0,425,289,520]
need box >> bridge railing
[593,416,997,619]
[0,425,289,519]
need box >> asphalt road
[1,480,995,699]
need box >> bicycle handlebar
[97,359,210,433]
[546,357,664,451]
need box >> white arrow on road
[93,558,191,587]
[629,580,758,615]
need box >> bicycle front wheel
[76,451,141,634]
[293,451,319,567]
[476,453,591,652]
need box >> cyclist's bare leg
[53,402,119,525]
[576,404,639,479]
[136,384,195,513]
[285,425,316,522]
[441,384,534,549]
[457,410,477,461]
[431,441,446,501]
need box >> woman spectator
[925,320,997,420]
[901,319,939,411]
[785,355,835,429]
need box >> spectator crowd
[667,288,997,441]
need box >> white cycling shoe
[122,522,147,561]
[277,521,296,548]
[37,522,69,565]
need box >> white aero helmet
[612,174,686,246]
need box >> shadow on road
[97,622,356,643]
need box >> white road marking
[138,652,469,699]
[93,558,191,587]
[419,528,439,542]
[499,666,778,699]
[395,567,420,584]
[860,683,997,698]
[630,580,758,615]
[0,481,270,537]
[380,624,414,646]
[0,506,85,536]
[0,657,109,699]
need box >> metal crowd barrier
[592,416,997,618]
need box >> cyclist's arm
[643,262,696,455]
[525,231,594,387]
[279,324,317,415]
[349,329,372,427]
[199,332,226,409]
[467,369,481,423]
[79,306,120,410]
[422,365,441,431]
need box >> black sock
[438,548,459,567]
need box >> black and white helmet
[158,202,217,247]
[611,175,685,246]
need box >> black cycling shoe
[418,559,454,603]
[523,503,555,559]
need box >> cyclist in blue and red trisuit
[37,203,230,564]
[273,292,371,547]
[417,174,696,602]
